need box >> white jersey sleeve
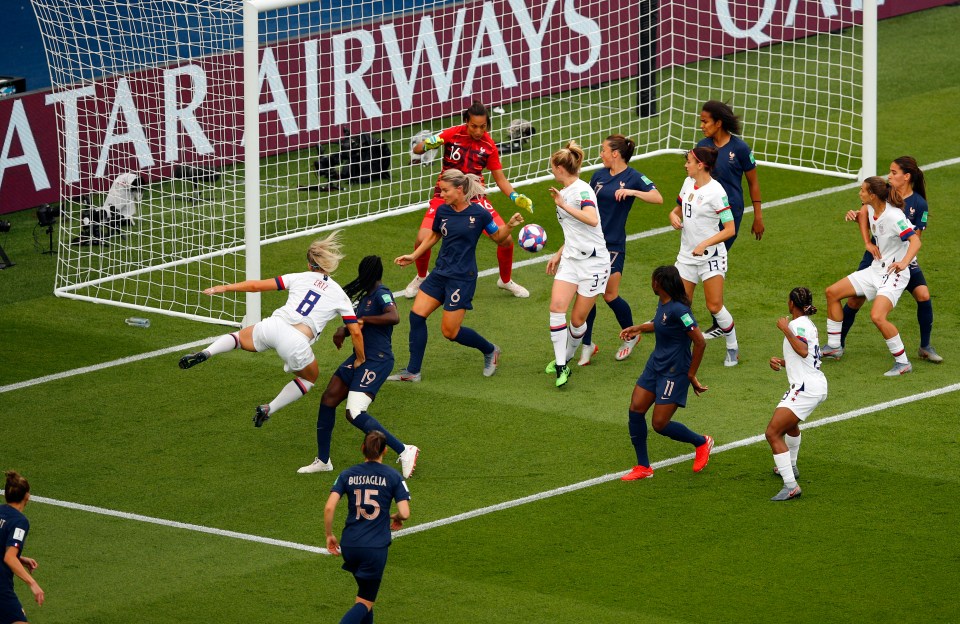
[557,179,608,260]
[784,316,828,395]
[867,203,916,268]
[676,178,731,264]
[272,272,357,343]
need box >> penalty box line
[21,382,960,556]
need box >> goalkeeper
[406,100,533,299]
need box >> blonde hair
[439,169,486,199]
[551,141,585,176]
[307,230,345,274]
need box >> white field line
[20,382,960,556]
[0,338,219,394]
[6,155,959,395]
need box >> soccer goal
[33,0,875,325]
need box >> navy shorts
[341,545,389,583]
[637,363,691,408]
[419,273,476,311]
[0,596,26,623]
[335,354,394,398]
[608,249,626,275]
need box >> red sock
[497,244,513,283]
[415,244,431,278]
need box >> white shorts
[252,316,316,373]
[847,266,909,307]
[776,385,827,421]
[675,256,727,284]
[555,252,610,298]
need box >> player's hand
[332,326,346,349]
[692,243,706,257]
[390,513,404,531]
[546,252,561,275]
[20,557,37,572]
[844,209,860,222]
[669,211,683,230]
[769,357,785,371]
[326,535,341,556]
[506,212,524,229]
[353,354,365,368]
[510,192,533,213]
[690,376,708,396]
[202,285,225,295]
[865,243,880,260]
[752,216,765,240]
[619,326,642,341]
[887,260,908,274]
[394,254,415,267]
[776,316,791,333]
[30,582,43,606]
[548,187,566,209]
[422,134,443,150]
[614,188,633,201]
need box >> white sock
[550,312,568,366]
[827,319,842,348]
[566,323,587,362]
[773,451,797,488]
[205,333,240,357]
[785,432,801,465]
[885,334,909,364]
[713,306,738,349]
[267,378,314,414]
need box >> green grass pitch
[1,6,959,623]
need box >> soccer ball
[517,224,547,252]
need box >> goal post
[32,0,875,325]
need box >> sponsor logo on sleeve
[13,528,25,541]
[681,313,694,327]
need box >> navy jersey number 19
[295,290,321,315]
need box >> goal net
[33,0,870,325]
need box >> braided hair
[342,255,384,304]
[789,287,818,316]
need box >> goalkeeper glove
[422,134,443,150]
[510,192,533,213]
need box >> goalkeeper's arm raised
[412,134,444,155]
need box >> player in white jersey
[765,287,828,501]
[544,141,611,387]
[178,231,364,428]
[823,177,921,376]
[671,147,739,367]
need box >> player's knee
[764,423,781,443]
[869,309,887,327]
[651,418,669,433]
[705,301,723,315]
[441,325,459,340]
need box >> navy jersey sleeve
[393,474,411,504]
[330,471,347,496]
[735,137,756,173]
[635,171,657,191]
[2,514,28,551]
[910,195,929,231]
[675,302,698,331]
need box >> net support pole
[860,0,877,181]
[242,0,262,326]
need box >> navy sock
[657,421,706,447]
[582,304,598,345]
[840,303,860,348]
[406,311,428,374]
[917,299,934,348]
[316,403,336,462]
[607,296,634,329]
[628,410,649,466]
[340,603,369,624]
[351,412,404,455]
[453,326,494,354]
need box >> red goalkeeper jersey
[431,124,503,199]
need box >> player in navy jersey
[178,231,364,429]
[823,177,921,376]
[578,134,663,366]
[838,157,942,363]
[619,266,713,481]
[325,430,411,624]
[299,256,420,478]
[389,170,523,382]
[1,471,43,624]
[405,100,532,299]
